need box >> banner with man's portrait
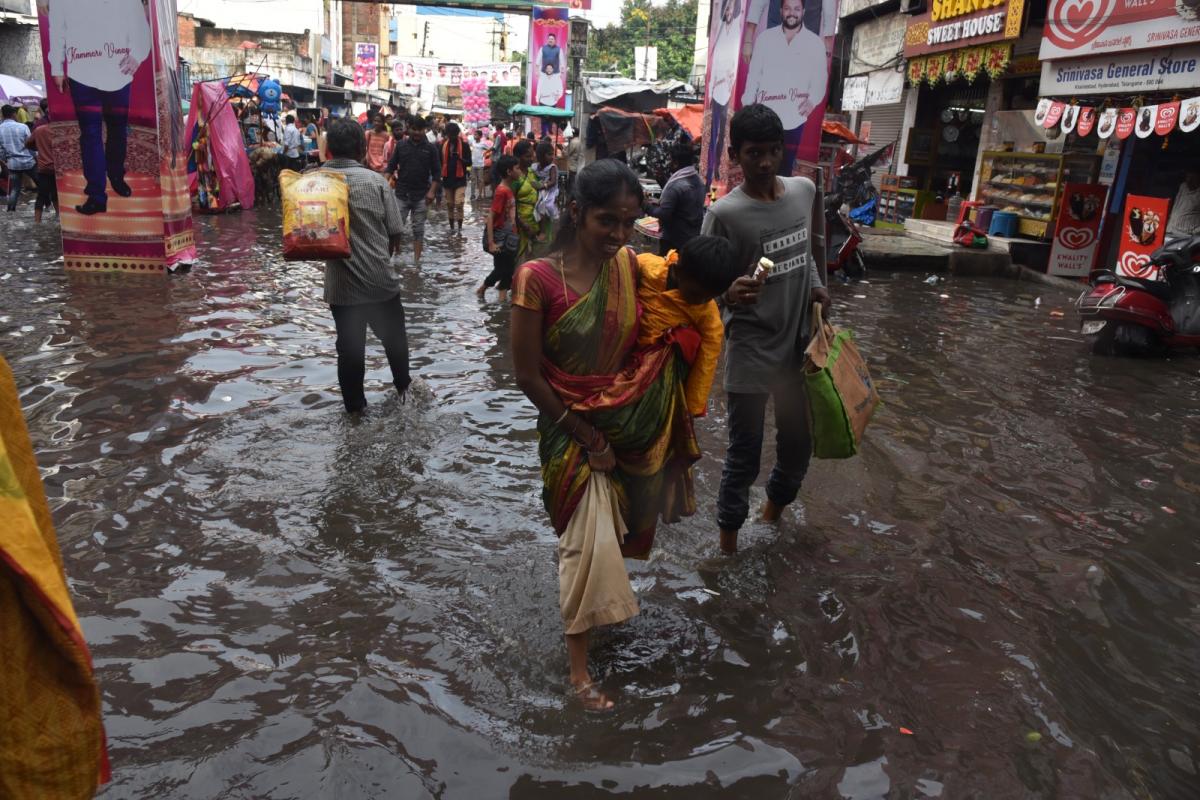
[527,7,569,110]
[701,0,838,198]
[36,0,194,272]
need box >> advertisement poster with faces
[36,0,194,272]
[1048,183,1107,277]
[700,0,839,199]
[527,6,568,109]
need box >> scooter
[825,193,867,282]
[1077,234,1200,355]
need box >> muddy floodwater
[2,203,1199,799]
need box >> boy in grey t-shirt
[700,103,829,554]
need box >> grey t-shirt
[701,176,823,394]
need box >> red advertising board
[1117,194,1172,279]
[1041,0,1200,59]
[903,0,1024,57]
[1047,184,1107,278]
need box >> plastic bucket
[975,205,997,232]
[989,211,1019,238]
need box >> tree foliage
[585,0,698,83]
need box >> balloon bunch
[460,78,491,127]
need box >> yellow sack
[280,168,351,261]
[558,473,640,635]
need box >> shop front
[900,0,1025,210]
[1037,0,1200,269]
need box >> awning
[654,104,703,139]
[508,103,573,119]
[582,78,691,105]
[822,120,870,144]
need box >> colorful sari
[514,169,542,262]
[0,356,108,798]
[513,247,701,558]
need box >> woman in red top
[364,114,389,172]
[441,122,472,233]
[478,155,520,302]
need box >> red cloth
[32,125,54,172]
[441,138,468,179]
[491,183,514,229]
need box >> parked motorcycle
[825,193,867,282]
[1077,234,1200,355]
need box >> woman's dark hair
[729,103,783,152]
[535,141,554,162]
[513,140,534,158]
[495,155,519,179]
[326,117,366,160]
[677,235,741,295]
[550,159,644,253]
[445,121,460,138]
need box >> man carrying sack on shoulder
[700,103,828,555]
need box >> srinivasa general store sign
[903,0,1026,57]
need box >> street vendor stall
[185,81,256,213]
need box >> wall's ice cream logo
[1044,0,1118,51]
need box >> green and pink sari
[512,247,700,558]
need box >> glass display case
[978,152,1100,238]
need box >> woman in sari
[511,140,542,262]
[511,160,701,710]
[532,140,560,245]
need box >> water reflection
[2,204,1198,798]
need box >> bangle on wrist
[589,443,611,457]
[554,408,570,426]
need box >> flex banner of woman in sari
[37,0,195,273]
[0,356,108,799]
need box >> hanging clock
[942,125,960,143]
[940,108,956,123]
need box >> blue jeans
[69,79,132,204]
[780,123,806,178]
[716,369,812,531]
[5,168,34,209]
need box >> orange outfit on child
[635,251,724,417]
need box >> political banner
[390,56,439,90]
[1117,194,1171,279]
[36,0,194,273]
[434,62,523,87]
[354,42,379,92]
[701,0,839,198]
[1047,183,1107,278]
[528,7,569,110]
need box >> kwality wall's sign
[904,0,1025,57]
[1040,0,1200,60]
[1040,44,1200,95]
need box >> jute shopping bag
[803,303,880,459]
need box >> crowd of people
[318,103,830,709]
[0,99,58,221]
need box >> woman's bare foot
[761,500,785,523]
[497,289,508,303]
[572,679,614,712]
[720,528,738,554]
[475,285,487,299]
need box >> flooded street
[3,201,1199,799]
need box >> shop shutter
[860,94,907,185]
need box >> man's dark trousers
[70,79,132,205]
[330,294,411,412]
[717,368,812,531]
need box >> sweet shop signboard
[903,0,1025,57]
